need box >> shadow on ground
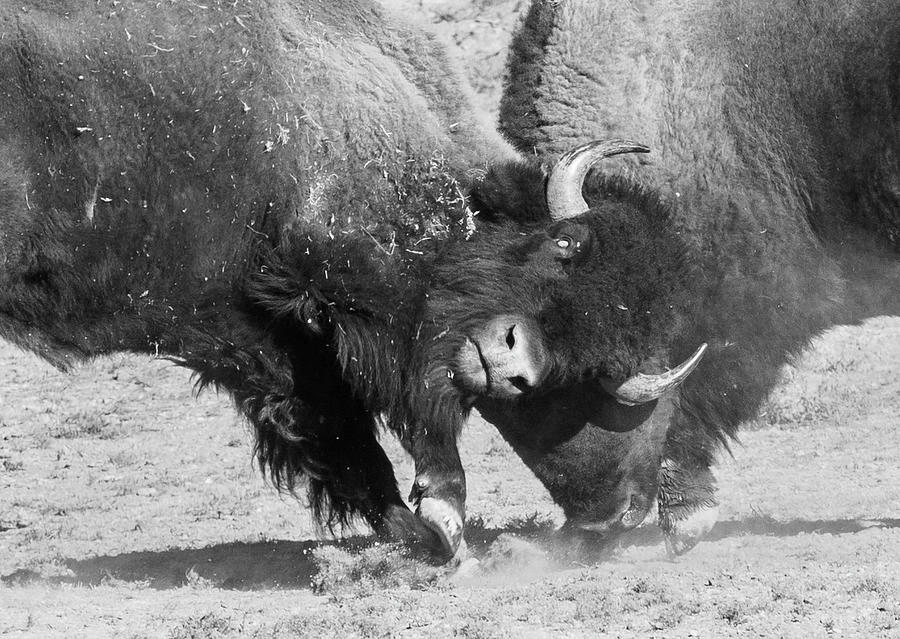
[4,517,899,590]
[2,538,328,590]
[618,515,900,548]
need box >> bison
[0,0,705,560]
[482,0,900,554]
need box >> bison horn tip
[600,343,707,406]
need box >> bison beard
[0,0,703,561]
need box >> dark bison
[481,0,900,553]
[0,1,704,559]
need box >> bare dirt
[2,2,900,638]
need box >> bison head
[419,141,703,409]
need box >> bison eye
[545,222,591,264]
[551,233,584,261]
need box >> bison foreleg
[318,418,454,562]
[407,449,467,562]
[657,458,719,556]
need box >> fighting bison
[0,1,704,560]
[483,0,900,553]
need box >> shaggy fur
[0,0,507,540]
[0,0,697,552]
[496,0,900,537]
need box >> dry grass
[2,316,897,638]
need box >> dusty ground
[2,1,900,638]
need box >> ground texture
[2,1,900,637]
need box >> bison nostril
[505,325,516,349]
[508,376,530,392]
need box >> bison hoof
[663,504,719,557]
[417,497,464,559]
[448,551,480,583]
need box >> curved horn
[600,343,707,406]
[546,139,650,221]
